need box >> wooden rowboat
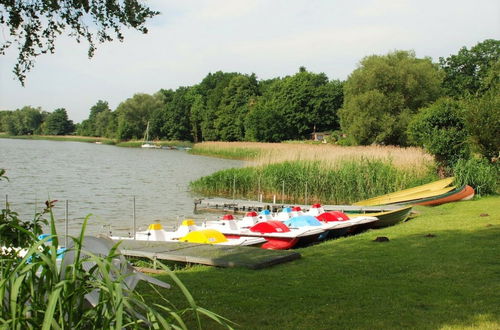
[353,177,455,206]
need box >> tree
[0,0,159,84]
[43,108,74,135]
[2,106,44,135]
[150,87,194,141]
[115,93,162,140]
[196,71,241,141]
[215,75,259,141]
[339,50,443,145]
[246,68,343,142]
[462,70,500,161]
[407,98,469,167]
[439,39,500,98]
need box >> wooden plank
[116,240,301,269]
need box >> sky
[1,0,499,123]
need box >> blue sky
[1,0,499,123]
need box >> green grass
[116,140,193,148]
[141,196,500,329]
[189,144,261,160]
[190,159,438,204]
[0,134,193,148]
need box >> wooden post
[5,194,8,210]
[133,196,136,240]
[232,175,236,201]
[305,182,308,206]
[282,181,285,204]
[257,176,261,202]
[65,200,69,248]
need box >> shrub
[453,158,499,195]
[408,98,470,167]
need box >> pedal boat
[111,220,265,247]
[203,212,325,250]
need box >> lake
[0,139,243,236]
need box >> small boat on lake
[141,121,160,149]
[110,220,265,247]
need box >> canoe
[412,185,474,206]
[353,177,455,206]
[348,205,413,229]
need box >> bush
[408,98,470,167]
[453,158,499,195]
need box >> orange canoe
[415,185,475,206]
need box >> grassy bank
[0,133,116,144]
[143,196,500,329]
[190,158,437,204]
[116,140,193,148]
[0,134,193,148]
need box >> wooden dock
[194,198,403,214]
[116,240,301,270]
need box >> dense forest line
[1,39,499,167]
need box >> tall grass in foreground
[190,158,438,204]
[0,208,233,329]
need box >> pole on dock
[65,200,69,248]
[5,194,8,210]
[232,175,236,201]
[257,176,261,202]
[305,182,308,206]
[281,181,285,204]
[273,195,276,204]
[133,196,136,240]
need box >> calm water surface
[0,139,243,236]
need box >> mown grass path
[142,197,500,329]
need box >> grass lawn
[141,196,500,329]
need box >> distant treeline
[1,39,498,166]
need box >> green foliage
[408,98,469,166]
[462,72,500,161]
[215,75,259,141]
[440,39,500,98]
[453,158,499,195]
[190,159,437,204]
[115,93,163,140]
[246,69,343,142]
[0,0,159,84]
[150,87,194,141]
[339,50,443,146]
[1,106,45,135]
[43,108,75,135]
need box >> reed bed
[190,158,438,204]
[190,142,437,203]
[192,142,434,174]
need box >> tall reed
[191,141,435,175]
[190,158,438,204]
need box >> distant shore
[0,133,193,148]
